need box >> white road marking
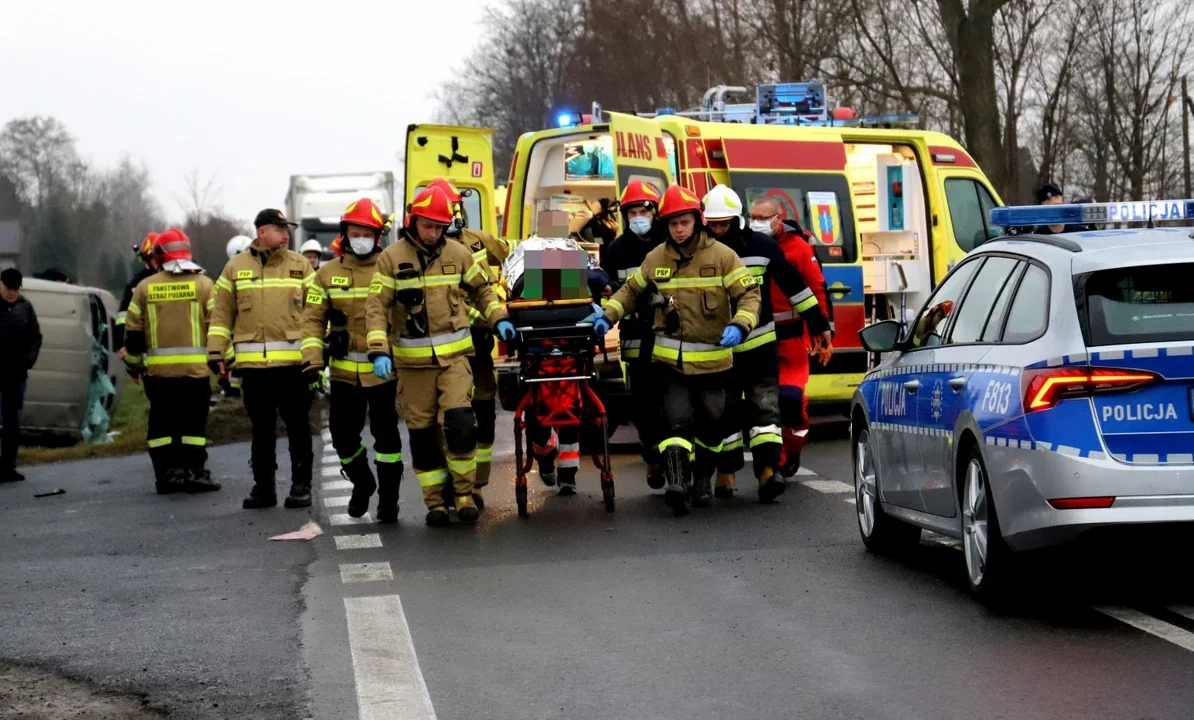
[322,466,345,478]
[796,466,817,476]
[340,562,394,583]
[843,497,856,505]
[344,595,438,720]
[323,479,353,492]
[799,479,854,494]
[330,513,373,526]
[323,457,343,467]
[321,429,333,441]
[1093,605,1194,653]
[1168,605,1194,623]
[324,495,351,508]
[335,534,383,550]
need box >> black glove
[326,329,350,359]
[207,359,223,376]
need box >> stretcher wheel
[602,479,615,513]
[516,484,528,517]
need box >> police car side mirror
[859,320,903,353]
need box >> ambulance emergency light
[989,200,1194,228]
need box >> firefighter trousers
[144,376,211,480]
[777,336,811,473]
[717,344,783,479]
[240,367,313,489]
[657,366,729,485]
[626,358,662,466]
[396,360,478,512]
[528,422,580,487]
[468,327,497,489]
[329,380,403,475]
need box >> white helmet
[702,185,745,228]
[225,235,252,258]
[300,239,324,256]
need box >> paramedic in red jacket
[749,196,833,477]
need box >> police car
[851,200,1194,601]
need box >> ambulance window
[737,173,856,263]
[945,179,1003,252]
[947,256,1020,344]
[662,132,679,181]
[1001,264,1050,343]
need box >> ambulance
[403,81,1004,423]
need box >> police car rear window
[1083,263,1194,345]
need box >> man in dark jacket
[0,268,42,482]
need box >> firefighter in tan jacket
[596,185,761,517]
[208,208,317,510]
[425,177,515,500]
[365,186,516,527]
[302,198,404,524]
[123,229,220,495]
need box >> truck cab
[285,172,397,254]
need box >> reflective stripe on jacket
[302,252,386,387]
[125,270,215,379]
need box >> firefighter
[300,239,324,270]
[600,180,666,488]
[208,208,316,510]
[594,185,761,516]
[364,186,515,527]
[302,199,404,523]
[703,186,832,502]
[749,195,834,477]
[427,177,512,507]
[123,229,220,494]
[116,233,160,350]
[217,235,254,399]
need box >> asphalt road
[3,414,1194,719]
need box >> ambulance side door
[605,112,675,207]
[932,162,1004,271]
[404,124,499,236]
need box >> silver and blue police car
[851,200,1194,601]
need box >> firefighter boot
[557,468,577,496]
[423,481,450,527]
[155,467,185,495]
[714,472,736,499]
[284,460,313,509]
[343,454,377,519]
[375,462,402,525]
[662,446,691,517]
[758,466,787,504]
[183,468,222,493]
[692,471,714,507]
[242,465,277,509]
[646,463,665,490]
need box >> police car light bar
[990,200,1194,228]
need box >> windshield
[1081,262,1194,345]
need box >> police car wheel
[853,421,920,554]
[960,444,1014,603]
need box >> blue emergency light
[557,112,579,128]
[990,200,1194,228]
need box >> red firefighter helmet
[426,178,463,204]
[152,228,193,264]
[405,186,454,227]
[340,198,386,234]
[330,235,344,258]
[134,232,159,262]
[619,179,661,211]
[657,185,704,223]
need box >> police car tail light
[1023,367,1158,413]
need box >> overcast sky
[1,0,489,227]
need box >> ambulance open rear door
[605,111,675,203]
[404,124,499,236]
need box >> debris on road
[269,520,323,541]
[0,662,165,719]
[33,488,66,498]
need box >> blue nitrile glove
[720,324,745,348]
[581,303,603,324]
[372,356,393,380]
[593,317,612,337]
[495,319,517,342]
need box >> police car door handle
[903,379,920,393]
[948,376,967,392]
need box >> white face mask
[628,216,652,236]
[749,219,775,236]
[349,237,376,255]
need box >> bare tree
[0,116,80,211]
[176,168,224,226]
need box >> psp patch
[236,270,254,280]
[330,276,351,286]
[654,267,672,279]
[147,282,197,302]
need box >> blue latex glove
[372,356,393,380]
[581,303,603,324]
[593,317,612,337]
[720,324,745,348]
[495,319,517,342]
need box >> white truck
[284,172,397,252]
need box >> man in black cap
[0,268,41,483]
[207,209,318,509]
[1034,182,1067,234]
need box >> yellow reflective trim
[181,436,207,447]
[327,288,371,299]
[658,437,693,452]
[329,358,373,374]
[722,438,744,451]
[127,301,142,316]
[607,298,624,317]
[447,457,477,475]
[694,437,723,452]
[148,304,159,349]
[391,335,473,358]
[208,325,232,340]
[475,446,493,462]
[733,310,758,327]
[733,330,776,353]
[723,266,749,288]
[145,354,208,366]
[372,273,396,289]
[630,268,646,289]
[749,433,782,448]
[795,294,820,313]
[302,273,317,288]
[115,316,127,326]
[147,437,172,448]
[216,276,234,292]
[367,330,389,343]
[190,302,201,348]
[375,451,403,464]
[651,345,731,363]
[234,350,303,363]
[205,298,215,311]
[483,300,503,320]
[300,338,325,350]
[417,469,449,487]
[662,276,723,289]
[464,263,483,283]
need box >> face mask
[750,219,775,236]
[349,237,376,255]
[628,216,652,236]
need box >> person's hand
[593,317,611,337]
[372,356,393,380]
[207,359,225,376]
[118,347,127,361]
[720,324,745,348]
[303,364,323,390]
[811,331,834,365]
[495,319,517,342]
[602,285,612,298]
[581,303,603,325]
